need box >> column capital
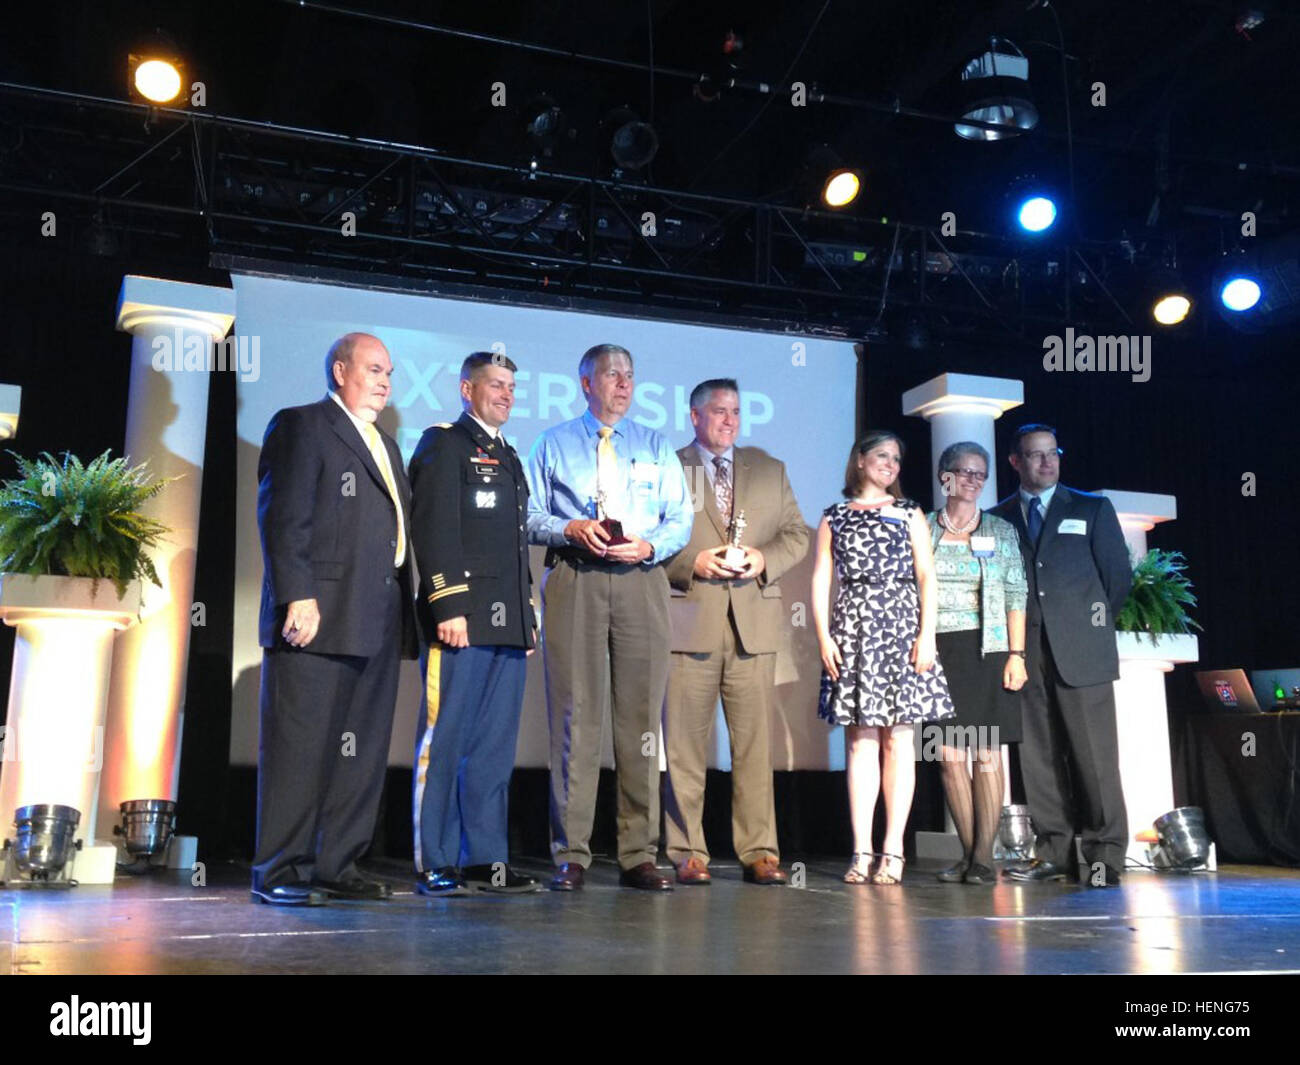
[1095,490,1177,534]
[115,275,235,340]
[901,373,1024,421]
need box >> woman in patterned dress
[812,431,954,885]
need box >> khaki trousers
[543,558,671,870]
[662,610,779,866]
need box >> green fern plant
[0,450,173,598]
[1116,548,1202,645]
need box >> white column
[96,277,235,841]
[903,374,1023,858]
[1097,489,1196,866]
[1096,489,1177,562]
[901,373,1024,508]
[0,575,141,882]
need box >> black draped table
[1176,711,1300,866]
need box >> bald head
[327,332,393,422]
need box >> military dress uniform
[408,410,537,886]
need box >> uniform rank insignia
[475,490,497,508]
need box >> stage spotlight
[129,30,185,105]
[823,169,861,208]
[604,107,658,172]
[1220,276,1261,311]
[954,37,1038,141]
[525,94,567,160]
[1016,195,1056,233]
[1152,293,1191,325]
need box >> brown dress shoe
[618,861,673,891]
[550,863,585,891]
[742,856,789,885]
[676,857,712,885]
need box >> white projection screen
[229,272,859,772]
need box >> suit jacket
[408,412,536,648]
[991,484,1132,687]
[257,396,419,659]
[664,444,810,655]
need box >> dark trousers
[252,582,401,891]
[412,642,527,871]
[1021,623,1128,869]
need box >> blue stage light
[1219,277,1261,312]
[1017,196,1056,233]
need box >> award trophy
[720,509,747,571]
[595,489,630,547]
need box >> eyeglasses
[1021,448,1063,463]
[951,468,988,482]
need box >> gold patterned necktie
[361,421,406,567]
[713,455,733,525]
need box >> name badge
[969,535,996,557]
[1058,518,1087,535]
[632,461,657,483]
[879,505,908,524]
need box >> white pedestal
[1114,632,1200,865]
[0,575,140,850]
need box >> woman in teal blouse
[927,442,1028,884]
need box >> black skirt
[934,628,1022,745]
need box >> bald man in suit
[662,379,810,885]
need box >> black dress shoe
[313,876,393,900]
[550,863,585,892]
[935,858,971,883]
[618,862,673,891]
[417,867,471,897]
[1002,859,1069,882]
[251,884,328,906]
[463,864,542,894]
[963,862,997,885]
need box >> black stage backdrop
[2,239,1297,864]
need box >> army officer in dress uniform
[408,351,540,896]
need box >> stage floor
[4,858,1299,975]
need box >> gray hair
[689,378,740,409]
[937,440,990,476]
[578,343,632,381]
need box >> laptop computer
[1249,668,1300,711]
[1195,669,1262,713]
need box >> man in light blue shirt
[527,343,692,892]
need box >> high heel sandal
[843,852,874,884]
[871,853,905,885]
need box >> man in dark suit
[991,423,1132,887]
[662,379,809,886]
[407,351,540,897]
[252,332,418,905]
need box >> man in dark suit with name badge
[253,332,418,906]
[408,352,540,897]
[991,423,1132,887]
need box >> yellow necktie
[597,425,619,516]
[362,421,406,567]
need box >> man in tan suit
[662,379,810,886]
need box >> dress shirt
[1020,482,1058,525]
[467,411,501,440]
[328,390,406,565]
[693,441,734,489]
[526,409,693,563]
